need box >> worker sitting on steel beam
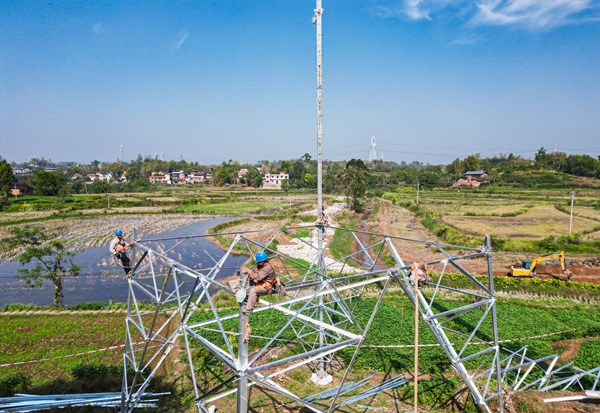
[242,251,278,314]
[109,229,132,275]
[409,261,430,287]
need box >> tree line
[3,148,600,202]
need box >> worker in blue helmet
[241,251,277,313]
[109,229,132,275]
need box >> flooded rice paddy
[0,216,247,306]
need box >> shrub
[68,301,105,310]
[0,372,30,396]
[68,363,131,393]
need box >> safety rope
[0,342,144,368]
[364,328,578,348]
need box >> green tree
[211,162,239,186]
[336,159,368,212]
[0,157,15,203]
[449,158,463,176]
[303,173,314,188]
[3,226,79,307]
[462,154,482,172]
[564,154,599,178]
[244,167,262,188]
[535,147,547,163]
[30,170,66,196]
[281,178,290,193]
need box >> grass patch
[329,212,359,260]
[176,201,286,215]
[0,313,127,388]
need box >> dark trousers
[116,253,131,274]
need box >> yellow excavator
[509,251,570,278]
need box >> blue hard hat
[115,229,123,236]
[255,251,268,263]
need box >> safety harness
[258,276,279,292]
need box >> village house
[11,167,31,175]
[188,171,211,183]
[117,172,128,183]
[149,171,171,184]
[262,172,289,189]
[453,170,488,188]
[170,170,187,184]
[87,172,113,182]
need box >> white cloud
[174,32,189,51]
[380,0,598,29]
[472,0,596,29]
[405,0,432,20]
[383,0,462,21]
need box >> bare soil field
[370,200,600,283]
[443,205,596,240]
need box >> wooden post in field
[569,189,574,235]
[414,275,419,413]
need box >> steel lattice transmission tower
[368,136,377,162]
[120,228,509,413]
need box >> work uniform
[244,262,276,313]
[408,262,430,287]
[109,236,131,274]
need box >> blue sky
[1,0,599,165]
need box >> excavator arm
[509,251,566,277]
[529,252,565,273]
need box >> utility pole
[120,145,124,164]
[569,189,575,235]
[416,182,420,205]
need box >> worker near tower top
[242,251,277,313]
[109,229,132,275]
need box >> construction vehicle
[509,251,570,278]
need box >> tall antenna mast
[315,0,323,215]
[312,0,332,386]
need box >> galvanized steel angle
[248,291,333,368]
[443,254,491,294]
[455,304,495,358]
[245,374,328,413]
[184,327,237,370]
[248,338,359,377]
[196,277,237,359]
